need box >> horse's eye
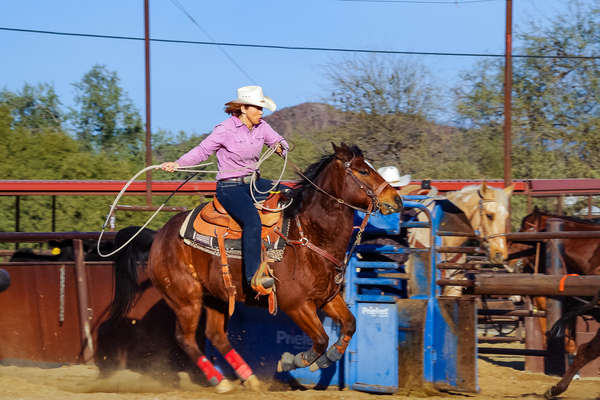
[358,169,369,176]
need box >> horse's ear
[504,184,514,197]
[332,142,352,161]
[480,181,490,197]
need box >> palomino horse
[407,183,514,295]
[508,208,600,399]
[104,143,402,392]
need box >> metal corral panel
[0,264,82,363]
[432,297,477,392]
[397,299,427,389]
[347,302,398,393]
[0,262,161,365]
[355,211,401,235]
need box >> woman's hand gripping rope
[160,161,180,172]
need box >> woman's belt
[219,175,254,184]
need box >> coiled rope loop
[97,146,290,258]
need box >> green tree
[322,55,473,178]
[454,1,600,180]
[0,83,63,132]
[70,65,144,158]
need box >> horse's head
[448,182,514,264]
[332,143,403,215]
[520,206,546,232]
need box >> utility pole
[144,0,152,206]
[504,0,512,189]
[504,0,513,231]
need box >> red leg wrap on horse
[196,356,223,385]
[225,349,253,380]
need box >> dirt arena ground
[0,351,598,400]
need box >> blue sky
[0,0,573,136]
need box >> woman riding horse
[110,142,403,393]
[161,85,287,293]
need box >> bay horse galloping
[511,208,600,399]
[105,143,402,393]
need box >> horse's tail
[548,290,600,340]
[106,226,156,325]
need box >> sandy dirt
[0,353,598,400]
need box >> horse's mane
[448,183,509,207]
[284,145,364,217]
[523,206,600,228]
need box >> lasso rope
[97,146,290,258]
[250,145,293,212]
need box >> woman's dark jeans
[216,178,275,283]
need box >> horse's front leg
[203,304,261,391]
[310,293,356,371]
[277,301,330,372]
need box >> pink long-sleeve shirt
[176,116,288,180]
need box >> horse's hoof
[544,388,555,400]
[215,379,235,394]
[309,363,319,372]
[277,352,295,373]
[243,374,261,391]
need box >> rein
[288,157,387,214]
[278,157,389,284]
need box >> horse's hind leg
[310,294,356,371]
[204,304,261,391]
[545,328,600,399]
[277,301,330,372]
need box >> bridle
[278,156,393,285]
[476,189,506,243]
[293,157,389,214]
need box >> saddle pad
[179,204,290,261]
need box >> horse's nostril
[492,252,504,264]
[395,196,403,210]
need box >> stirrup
[251,260,275,295]
[254,276,274,289]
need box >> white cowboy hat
[377,166,411,187]
[225,85,277,112]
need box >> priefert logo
[276,330,312,348]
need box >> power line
[338,0,500,3]
[168,0,255,83]
[0,26,597,60]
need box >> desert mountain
[263,102,346,138]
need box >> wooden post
[525,295,545,373]
[15,196,20,250]
[544,219,564,376]
[73,239,94,362]
[556,195,563,215]
[51,195,56,232]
